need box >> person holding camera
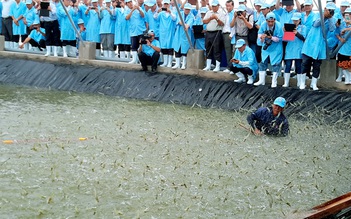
[230,39,258,84]
[254,12,283,87]
[19,18,46,51]
[137,30,161,73]
[300,2,337,90]
[230,4,253,45]
[85,0,102,57]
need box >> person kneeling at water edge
[138,30,161,73]
[247,97,289,136]
[230,39,258,84]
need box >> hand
[146,39,151,46]
[253,128,263,136]
[19,43,24,49]
[293,29,297,34]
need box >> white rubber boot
[4,41,10,49]
[213,60,220,72]
[9,42,14,48]
[343,69,351,85]
[13,42,19,49]
[166,55,173,68]
[103,50,108,58]
[95,49,101,58]
[172,57,180,69]
[311,77,319,90]
[247,75,254,84]
[234,72,246,83]
[299,73,306,89]
[160,55,168,67]
[63,46,68,57]
[125,51,130,60]
[45,46,52,56]
[271,72,278,88]
[336,68,343,82]
[129,51,138,64]
[53,46,58,56]
[254,71,266,86]
[203,59,212,71]
[108,51,115,58]
[296,74,301,88]
[24,43,29,50]
[282,73,290,87]
[181,56,187,70]
[119,51,125,59]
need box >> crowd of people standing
[1,0,351,89]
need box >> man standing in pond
[247,97,289,136]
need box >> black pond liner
[0,57,351,125]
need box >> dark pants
[205,30,223,62]
[1,17,13,41]
[302,54,322,78]
[43,20,60,46]
[285,59,302,74]
[62,40,76,47]
[29,38,46,50]
[13,34,28,43]
[131,35,142,51]
[138,51,160,70]
[230,66,253,80]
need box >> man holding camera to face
[137,30,161,73]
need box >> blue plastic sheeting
[0,57,350,123]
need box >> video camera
[263,30,273,50]
[141,33,152,44]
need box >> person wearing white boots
[2,0,15,49]
[57,0,79,57]
[19,18,46,51]
[202,0,226,72]
[113,0,131,61]
[172,3,194,70]
[229,39,258,84]
[255,12,283,87]
[10,0,27,50]
[40,0,60,56]
[23,0,37,51]
[282,12,306,88]
[85,0,102,58]
[125,0,146,64]
[99,0,115,58]
[137,29,160,73]
[154,0,176,67]
[336,8,351,85]
[301,2,337,90]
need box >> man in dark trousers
[247,97,289,136]
[137,30,160,73]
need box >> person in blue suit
[254,12,283,87]
[100,0,116,58]
[300,2,337,90]
[85,0,101,57]
[10,0,27,49]
[125,0,146,64]
[19,18,46,51]
[113,0,131,60]
[193,6,207,52]
[57,0,79,57]
[23,0,38,50]
[172,3,194,70]
[283,12,306,88]
[154,0,177,68]
[138,29,160,72]
[230,39,258,84]
[247,97,289,137]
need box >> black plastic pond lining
[0,57,351,123]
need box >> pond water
[0,85,350,218]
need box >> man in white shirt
[222,0,234,73]
[1,0,15,48]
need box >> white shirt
[204,10,225,31]
[2,0,15,18]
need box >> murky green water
[0,85,350,218]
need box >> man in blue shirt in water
[247,97,289,136]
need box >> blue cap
[254,0,263,6]
[304,0,313,5]
[237,5,246,11]
[266,12,276,20]
[105,0,111,3]
[148,29,155,35]
[235,39,246,48]
[274,97,286,108]
[91,0,98,2]
[125,0,132,2]
[346,8,351,13]
[200,6,209,13]
[145,0,156,6]
[77,19,84,25]
[291,12,302,20]
[340,0,350,6]
[25,0,33,4]
[326,2,336,9]
[211,0,219,6]
[184,3,192,9]
[261,3,270,9]
[163,0,170,4]
[33,18,40,25]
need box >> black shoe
[140,66,147,72]
[151,68,157,73]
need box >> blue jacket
[114,7,130,45]
[247,107,289,136]
[173,11,194,54]
[10,1,27,35]
[155,10,176,49]
[57,6,78,41]
[233,45,258,73]
[285,24,306,60]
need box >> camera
[237,11,242,16]
[263,30,273,50]
[162,7,167,11]
[141,33,152,44]
[116,1,121,8]
[328,9,335,16]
